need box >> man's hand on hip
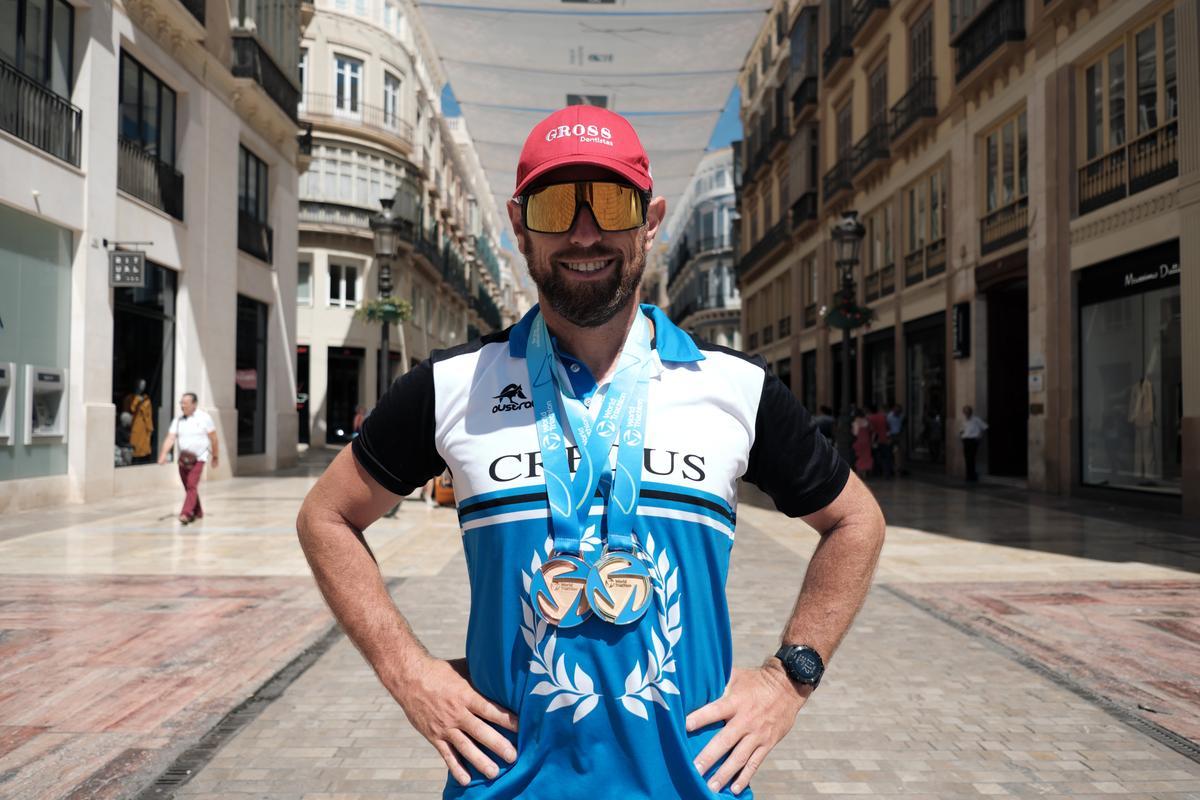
[685,662,808,795]
[388,654,519,786]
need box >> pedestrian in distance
[812,404,835,441]
[296,105,886,799]
[960,404,989,482]
[851,408,874,478]
[887,403,906,476]
[157,392,218,524]
[866,403,892,478]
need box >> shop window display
[1080,248,1181,494]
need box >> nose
[568,203,602,248]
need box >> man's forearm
[297,506,428,686]
[779,510,885,662]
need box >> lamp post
[831,210,865,465]
[370,197,399,402]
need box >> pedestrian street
[0,457,1198,799]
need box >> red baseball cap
[515,106,652,197]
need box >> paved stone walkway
[173,498,1200,799]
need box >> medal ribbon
[525,309,653,557]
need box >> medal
[524,308,659,629]
[586,547,652,625]
[531,554,592,627]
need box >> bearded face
[520,227,647,328]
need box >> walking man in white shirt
[959,405,988,483]
[157,392,219,523]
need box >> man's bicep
[800,470,877,536]
[310,446,402,531]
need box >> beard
[522,234,646,328]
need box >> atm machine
[24,365,68,444]
[0,362,14,444]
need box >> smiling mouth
[558,258,616,274]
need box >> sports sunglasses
[518,181,651,234]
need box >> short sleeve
[352,359,446,495]
[168,417,179,435]
[203,413,216,433]
[743,371,850,517]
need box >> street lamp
[370,196,399,401]
[831,210,865,465]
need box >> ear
[507,199,528,253]
[643,195,667,253]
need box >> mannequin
[127,378,155,460]
[1128,346,1158,480]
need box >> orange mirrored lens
[525,182,644,233]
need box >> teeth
[561,260,609,273]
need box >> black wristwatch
[774,644,825,690]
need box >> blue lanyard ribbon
[525,309,653,556]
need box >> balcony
[301,93,415,154]
[118,137,184,220]
[790,191,817,231]
[864,270,880,302]
[851,122,890,179]
[238,210,273,263]
[803,303,818,328]
[952,0,1025,86]
[791,76,817,122]
[0,58,82,167]
[823,158,853,205]
[231,35,299,123]
[904,248,925,286]
[1078,120,1178,215]
[879,263,896,296]
[778,316,791,337]
[738,220,788,278]
[890,76,937,145]
[850,0,889,47]
[823,25,854,79]
[980,196,1028,256]
[299,200,371,230]
[925,238,947,277]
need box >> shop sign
[952,302,970,359]
[109,251,146,288]
[1124,260,1180,288]
[235,369,258,390]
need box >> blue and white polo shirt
[353,304,849,799]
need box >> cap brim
[515,153,652,197]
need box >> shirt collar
[508,303,705,364]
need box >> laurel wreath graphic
[520,529,683,724]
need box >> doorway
[326,347,363,444]
[986,281,1028,476]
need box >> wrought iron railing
[238,209,273,263]
[904,248,925,286]
[925,238,947,276]
[790,190,817,229]
[953,0,1025,84]
[880,263,895,296]
[864,270,881,302]
[1077,128,1174,213]
[980,196,1028,255]
[231,35,299,123]
[762,324,774,345]
[298,200,371,229]
[803,303,817,328]
[890,76,937,141]
[823,25,854,76]
[778,316,791,337]
[791,76,817,119]
[748,332,759,350]
[300,92,414,145]
[850,0,889,40]
[852,122,890,176]
[118,137,185,220]
[0,58,82,166]
[823,158,853,202]
[738,220,788,276]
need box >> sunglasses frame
[517,181,653,235]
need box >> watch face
[785,648,822,682]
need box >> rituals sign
[109,251,146,288]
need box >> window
[354,0,366,16]
[299,48,308,105]
[836,101,852,159]
[235,295,268,456]
[868,62,887,127]
[910,8,933,81]
[906,181,926,254]
[1081,11,1178,162]
[297,258,312,305]
[384,72,402,128]
[983,109,1026,213]
[119,52,177,165]
[2,0,74,97]
[238,145,269,224]
[335,55,362,115]
[905,165,945,252]
[949,0,978,36]
[789,8,817,77]
[328,262,360,308]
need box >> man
[297,106,886,798]
[959,405,989,482]
[157,392,218,523]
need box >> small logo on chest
[493,383,534,414]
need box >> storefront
[112,262,176,466]
[0,204,73,483]
[1078,240,1181,496]
[236,295,269,456]
[297,345,310,445]
[863,329,895,410]
[904,313,946,464]
[326,346,364,443]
